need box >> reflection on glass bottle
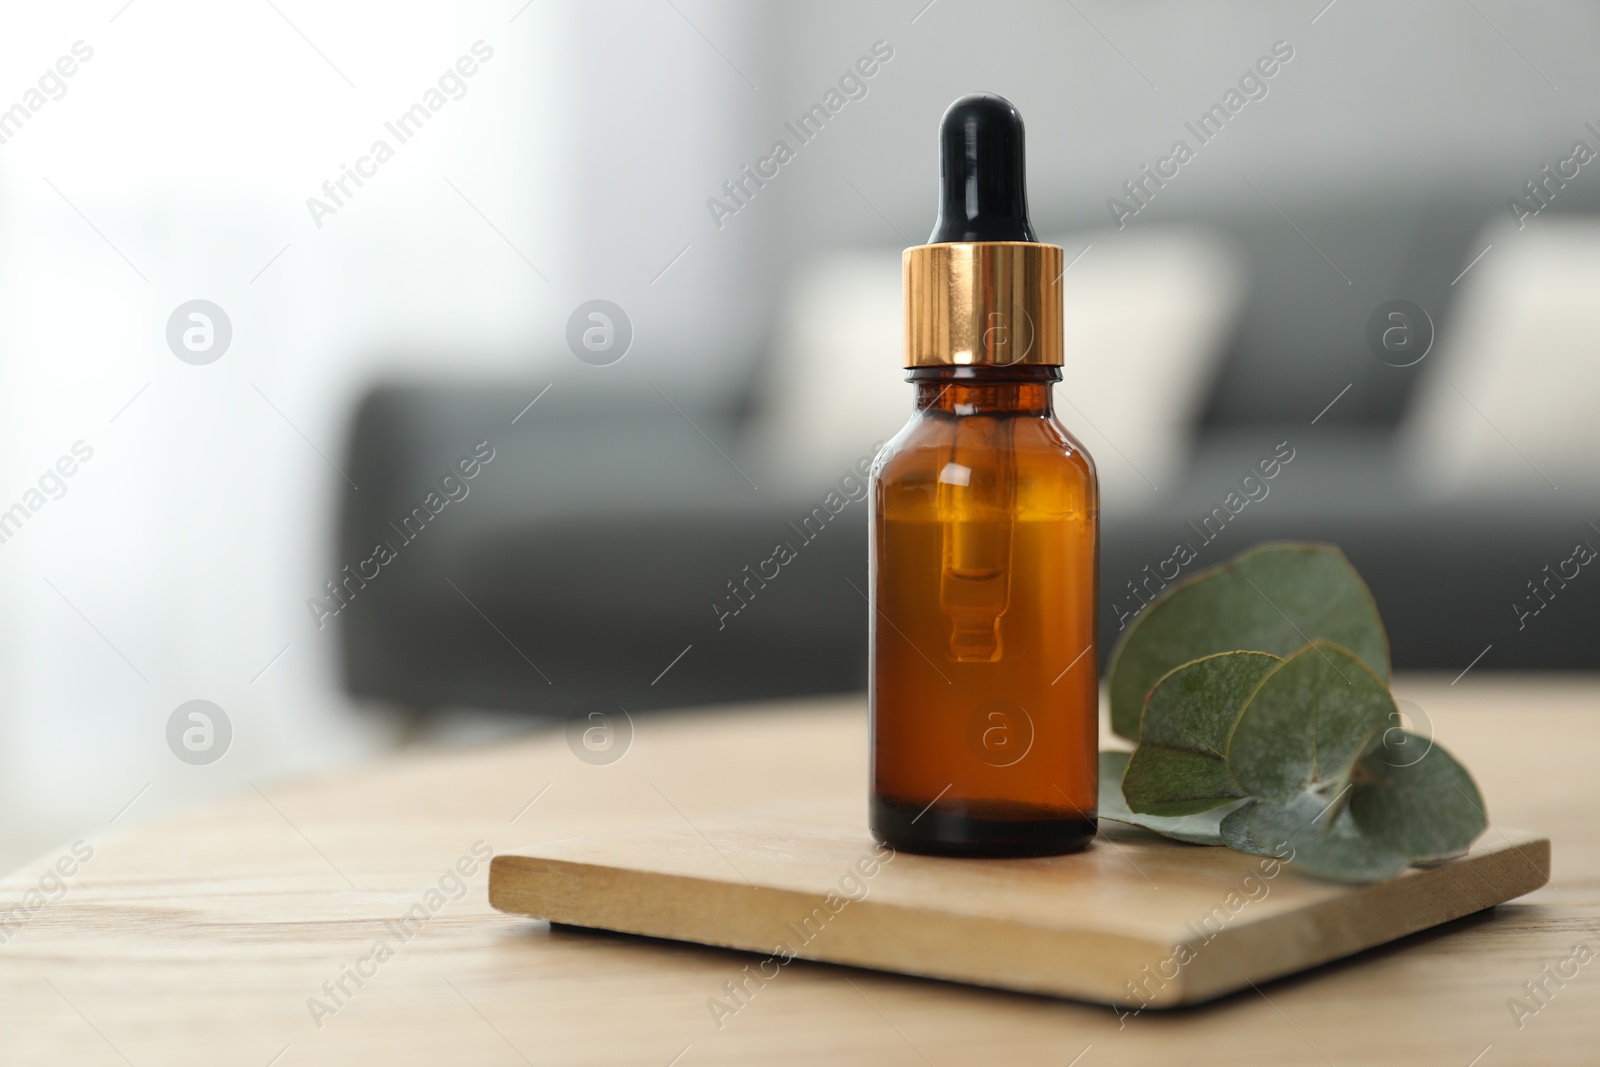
[937,421,1016,662]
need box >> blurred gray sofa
[333,207,1600,719]
[332,400,1596,721]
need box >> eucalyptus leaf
[1221,795,1411,883]
[1123,651,1281,816]
[1217,799,1271,857]
[1349,730,1488,861]
[1107,543,1390,741]
[1226,642,1395,801]
[1097,751,1237,845]
[1096,540,1493,884]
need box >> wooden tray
[489,801,1549,1007]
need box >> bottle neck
[909,366,1058,417]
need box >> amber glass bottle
[869,93,1099,857]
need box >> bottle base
[870,795,1097,858]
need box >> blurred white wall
[0,0,768,862]
[771,0,1600,245]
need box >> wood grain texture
[0,676,1596,1065]
[489,803,1548,1006]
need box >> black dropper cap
[928,92,1036,244]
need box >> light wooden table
[2,676,1595,1065]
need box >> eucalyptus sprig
[1100,543,1487,883]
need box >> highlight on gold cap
[902,240,1063,368]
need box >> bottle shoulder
[874,410,1098,483]
[872,409,1098,522]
